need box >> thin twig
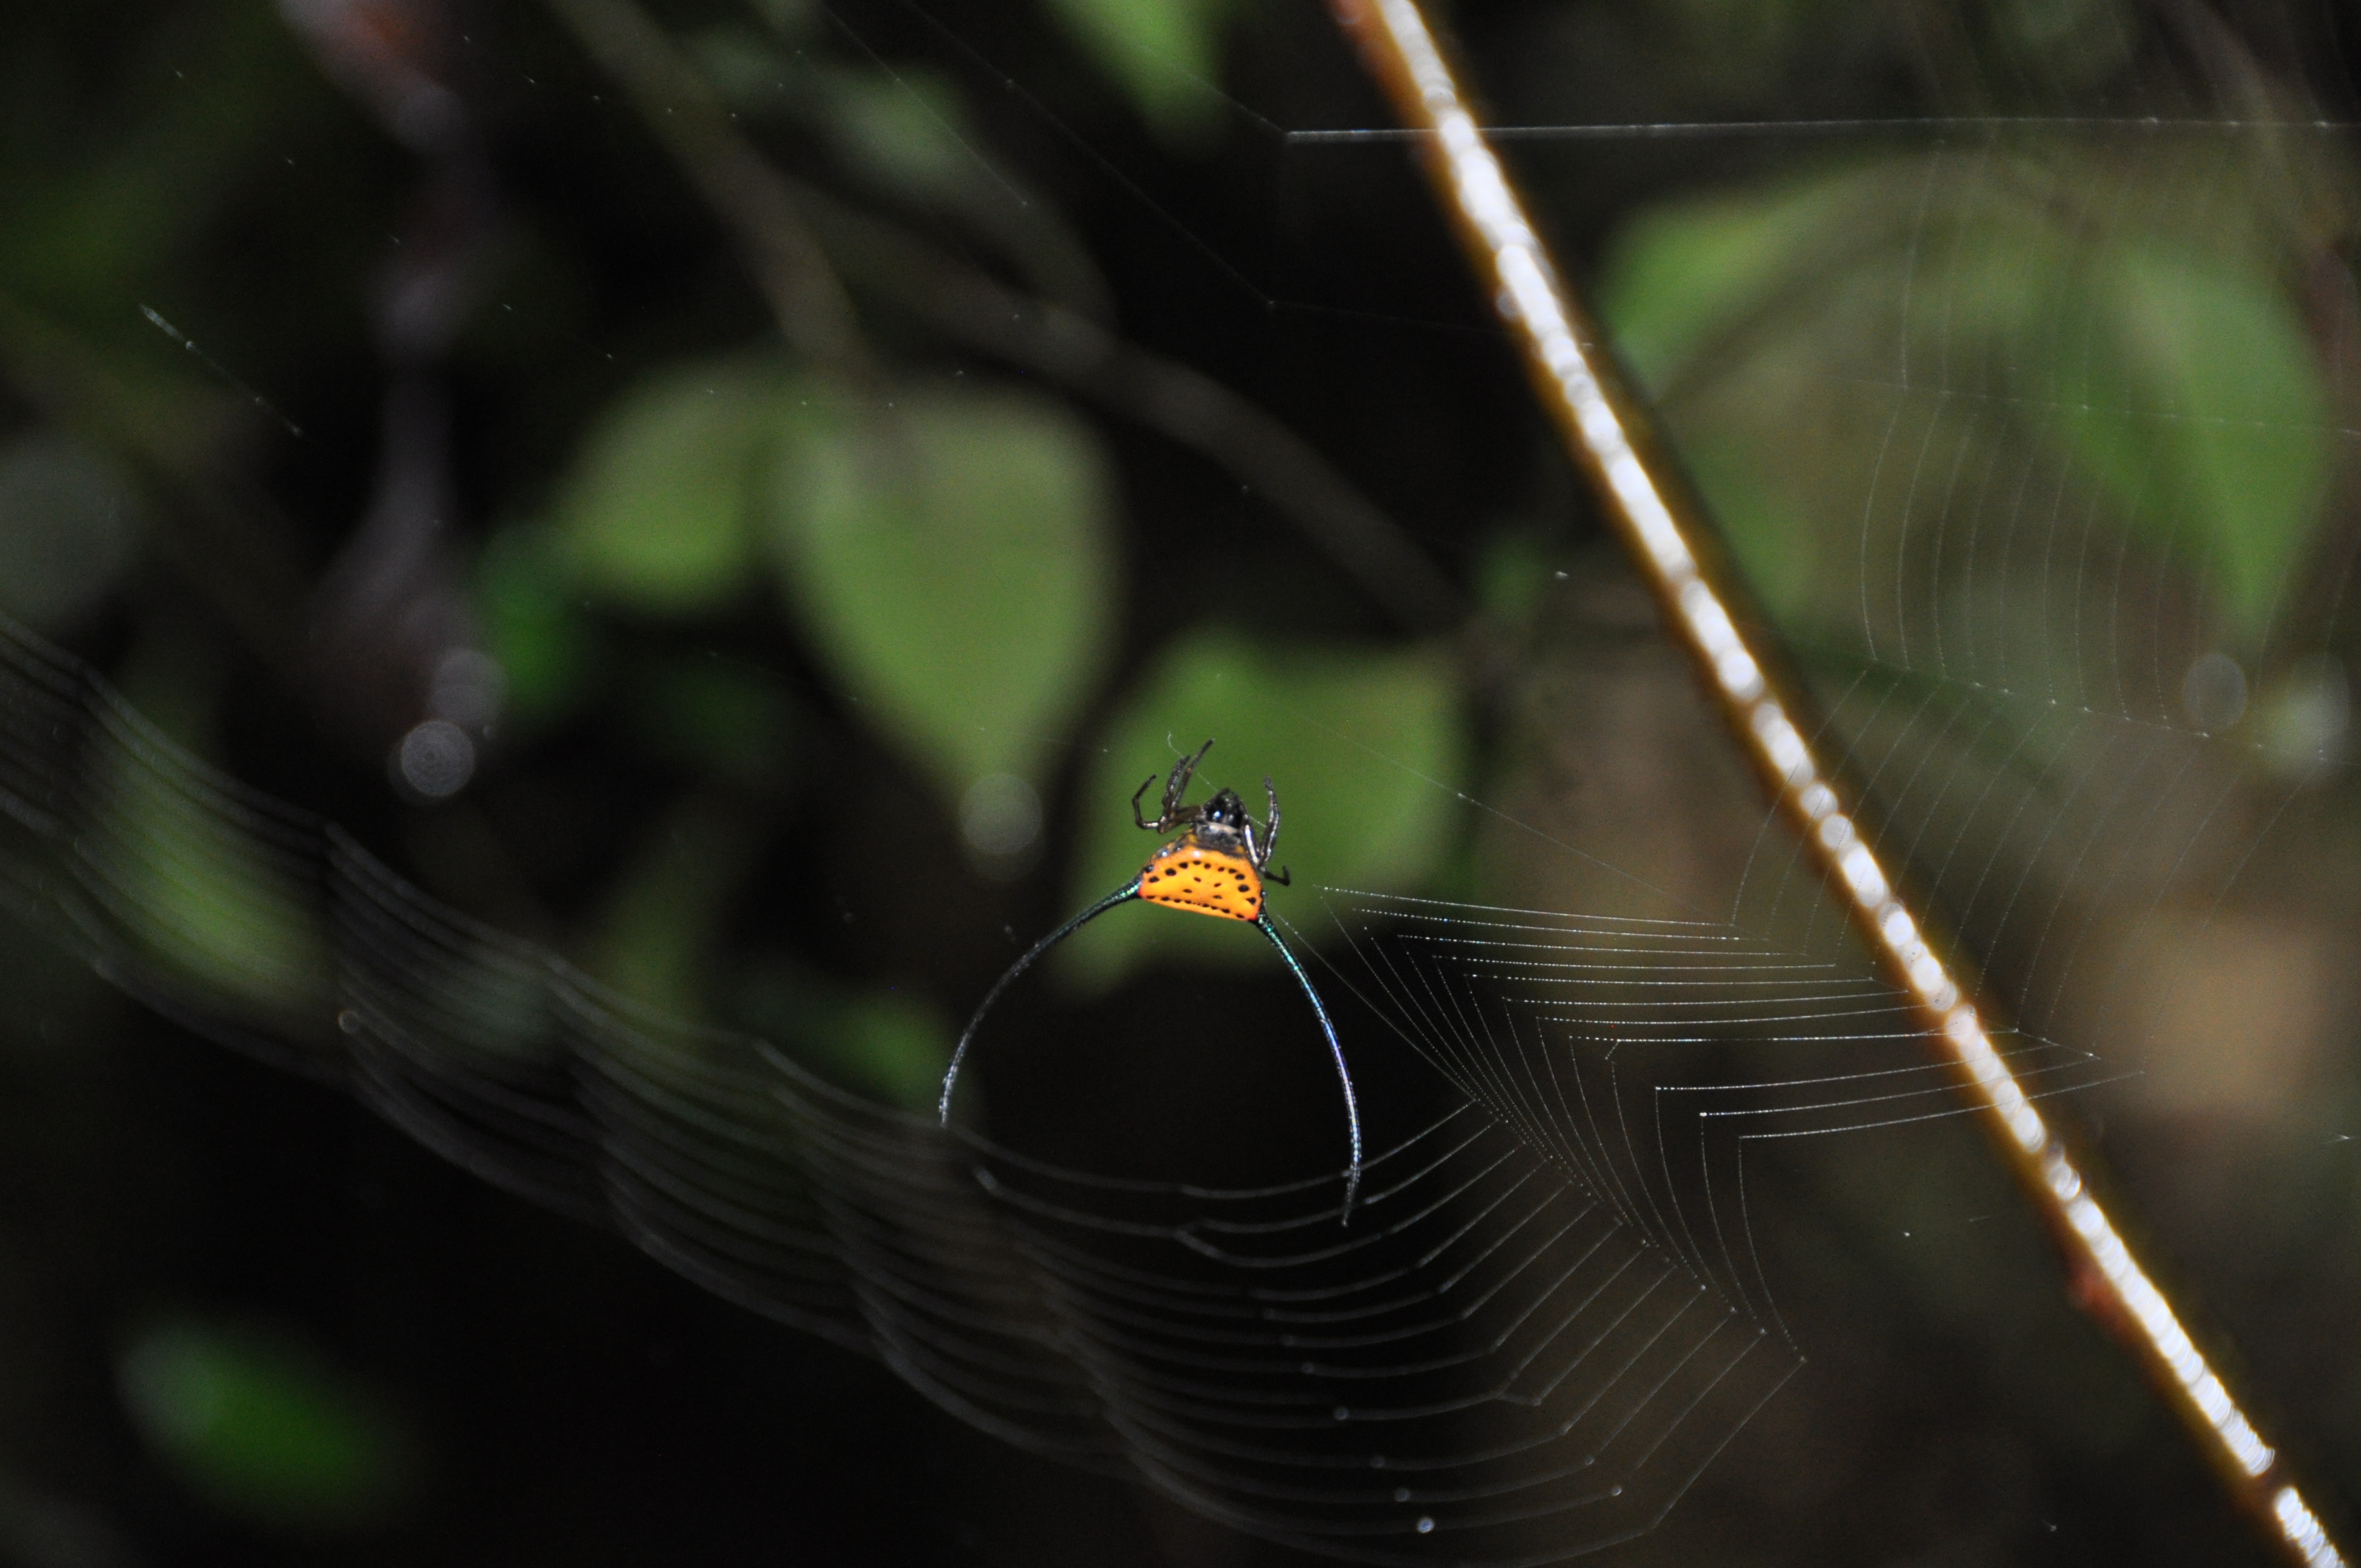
[799,193,1468,633]
[541,0,872,374]
[1323,1,2345,1564]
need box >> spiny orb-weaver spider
[937,740,1364,1220]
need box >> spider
[937,740,1364,1220]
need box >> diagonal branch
[541,0,872,374]
[1321,3,2347,1565]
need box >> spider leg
[1254,913,1363,1223]
[1240,819,1293,886]
[1131,773,1162,831]
[940,882,1141,1124]
[1261,776,1282,864]
[1162,738,1214,821]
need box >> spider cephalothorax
[938,738,1363,1220]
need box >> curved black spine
[938,882,1141,1124]
[1255,913,1363,1223]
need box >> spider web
[0,592,2132,1562]
[6,0,2359,1561]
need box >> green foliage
[686,23,795,110]
[748,0,817,40]
[737,961,951,1113]
[1039,0,1233,144]
[1470,526,1553,635]
[766,382,1117,803]
[88,718,323,1023]
[554,357,785,617]
[0,4,316,316]
[625,653,797,790]
[1059,628,1465,988]
[1599,159,2332,649]
[807,987,952,1112]
[595,794,767,1020]
[599,798,948,1111]
[1594,173,1865,628]
[117,1321,414,1530]
[476,523,601,730]
[1986,0,2135,85]
[523,349,1121,806]
[2048,246,2330,643]
[819,65,973,198]
[1596,174,1859,391]
[1675,432,1818,622]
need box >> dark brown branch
[1322,1,2347,1563]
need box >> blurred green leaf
[556,357,783,616]
[1470,526,1551,634]
[117,1321,414,1530]
[1060,628,1465,989]
[595,794,768,1019]
[2047,247,2330,644]
[1678,432,1820,623]
[1040,0,1233,144]
[1655,0,1814,65]
[686,23,791,111]
[820,66,972,197]
[766,382,1117,802]
[89,709,324,1023]
[0,4,308,315]
[736,961,951,1112]
[1601,163,2332,650]
[477,523,601,730]
[813,989,952,1112]
[1987,0,2136,87]
[625,653,797,788]
[748,0,817,39]
[1598,170,1900,640]
[1596,173,1860,392]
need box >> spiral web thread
[0,606,2132,1562]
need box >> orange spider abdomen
[1138,841,1263,921]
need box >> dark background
[1,1,2357,1564]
